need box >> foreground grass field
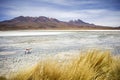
[1,50,120,80]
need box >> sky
[0,0,120,27]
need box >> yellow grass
[5,50,120,80]
[0,76,7,80]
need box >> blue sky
[0,0,120,27]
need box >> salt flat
[0,31,120,76]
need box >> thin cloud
[7,5,120,27]
[0,0,120,26]
[36,0,99,6]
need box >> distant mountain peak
[69,19,86,24]
[0,16,119,30]
[9,16,61,23]
[14,16,29,20]
[12,16,31,22]
[68,19,95,26]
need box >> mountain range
[0,16,119,30]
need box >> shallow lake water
[0,31,120,76]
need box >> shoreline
[0,30,120,36]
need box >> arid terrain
[0,16,120,30]
[0,31,120,78]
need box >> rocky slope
[0,16,119,30]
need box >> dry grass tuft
[0,76,7,80]
[6,50,120,80]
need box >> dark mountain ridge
[0,16,119,30]
[68,19,95,26]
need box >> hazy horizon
[0,0,120,27]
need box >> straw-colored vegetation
[2,50,120,80]
[0,76,7,80]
